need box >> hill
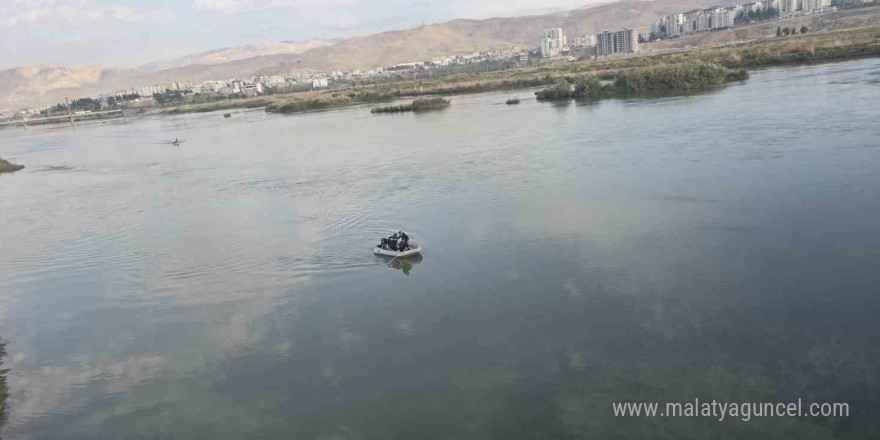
[135,39,338,73]
[0,0,745,112]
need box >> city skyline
[0,0,606,70]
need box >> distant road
[0,109,124,126]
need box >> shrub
[411,96,451,110]
[535,81,573,100]
[611,61,735,94]
[572,76,604,99]
[371,97,450,113]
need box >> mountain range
[0,0,736,112]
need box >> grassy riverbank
[371,97,450,113]
[0,110,124,129]
[154,26,880,116]
[585,27,880,72]
[163,98,272,115]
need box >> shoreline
[188,26,880,116]
[4,26,880,126]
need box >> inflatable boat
[374,242,421,258]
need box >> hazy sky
[0,0,602,70]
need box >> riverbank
[0,110,124,129]
[0,156,24,173]
[142,26,880,116]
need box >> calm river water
[2,58,880,439]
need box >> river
[1,58,879,439]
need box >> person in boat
[172,138,179,144]
[397,231,409,251]
[388,232,399,251]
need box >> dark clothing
[379,232,410,253]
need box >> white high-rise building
[572,34,597,47]
[802,0,831,12]
[709,7,737,29]
[666,13,684,37]
[781,0,799,16]
[596,28,639,56]
[541,28,565,58]
[697,11,711,31]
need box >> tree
[800,25,808,34]
[782,27,790,35]
[777,26,782,36]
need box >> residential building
[596,28,639,56]
[683,9,703,34]
[697,11,711,31]
[666,13,684,37]
[709,7,737,28]
[781,0,799,15]
[763,0,780,12]
[802,0,831,12]
[572,34,597,47]
[541,28,565,58]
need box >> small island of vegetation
[371,97,451,113]
[505,98,520,105]
[0,155,24,173]
[535,61,747,102]
[264,91,394,115]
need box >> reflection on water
[385,254,423,275]
[1,58,880,439]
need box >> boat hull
[374,242,421,258]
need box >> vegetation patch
[371,97,451,113]
[265,91,394,114]
[535,81,574,100]
[534,62,747,101]
[611,61,738,94]
[0,156,24,173]
[505,98,520,105]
